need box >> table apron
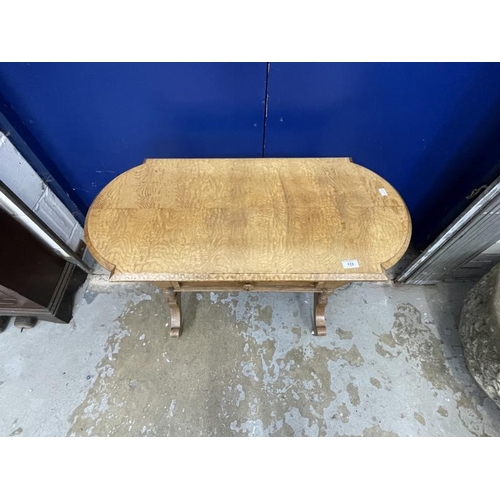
[155,281,354,292]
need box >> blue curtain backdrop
[2,62,500,246]
[0,63,267,211]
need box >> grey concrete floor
[1,274,500,437]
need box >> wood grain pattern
[85,158,411,282]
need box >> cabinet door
[0,63,268,211]
[264,63,500,245]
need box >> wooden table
[85,158,411,337]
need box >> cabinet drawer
[177,281,322,292]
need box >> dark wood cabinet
[0,205,87,323]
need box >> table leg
[313,282,350,336]
[313,291,331,336]
[153,282,183,337]
[165,289,182,337]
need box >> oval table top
[85,158,411,282]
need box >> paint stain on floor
[63,283,500,437]
[69,291,371,437]
[373,302,490,436]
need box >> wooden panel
[175,281,355,292]
[0,285,45,311]
[178,281,315,292]
[0,205,67,307]
[85,158,411,282]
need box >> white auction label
[342,259,359,269]
[378,188,388,196]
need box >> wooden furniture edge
[84,157,412,278]
[109,272,390,282]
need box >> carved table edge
[111,272,389,282]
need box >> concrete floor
[1,273,500,437]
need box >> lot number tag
[342,259,359,269]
